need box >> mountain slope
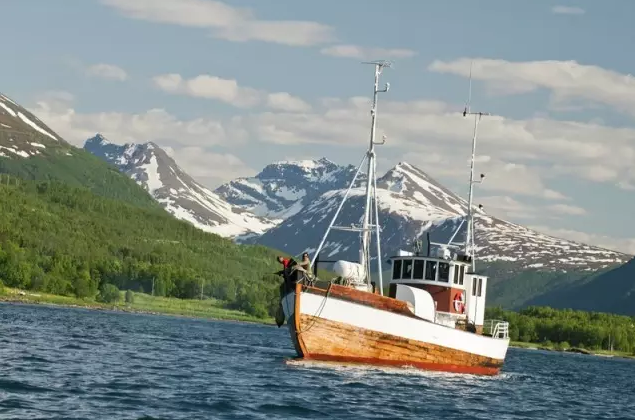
[521,258,635,316]
[0,179,283,318]
[84,134,277,238]
[249,161,629,272]
[215,158,364,220]
[0,92,159,209]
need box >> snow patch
[0,101,17,117]
[16,112,58,141]
[0,94,18,106]
[139,155,163,193]
[0,145,29,158]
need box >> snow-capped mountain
[84,134,277,238]
[215,158,364,220]
[0,92,69,158]
[247,162,630,271]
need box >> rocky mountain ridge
[84,134,277,237]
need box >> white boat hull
[282,283,509,375]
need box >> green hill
[1,92,158,210]
[0,180,288,318]
[0,149,160,210]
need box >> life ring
[453,291,465,314]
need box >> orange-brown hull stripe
[301,354,500,376]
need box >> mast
[462,62,490,272]
[310,60,391,294]
[360,60,391,288]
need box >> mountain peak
[85,133,111,146]
[270,157,338,172]
[84,137,276,238]
[0,92,64,145]
[216,157,364,220]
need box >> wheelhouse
[388,250,489,332]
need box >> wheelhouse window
[453,265,460,284]
[425,261,437,281]
[413,259,425,280]
[392,259,402,280]
[472,277,482,296]
[402,259,413,280]
[459,265,465,285]
[438,262,450,282]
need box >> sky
[1,0,634,253]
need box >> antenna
[362,60,392,96]
[464,61,473,116]
[461,60,491,272]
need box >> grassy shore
[0,287,274,325]
[510,340,634,359]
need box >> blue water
[0,303,633,420]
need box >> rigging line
[297,282,333,335]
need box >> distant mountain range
[223,161,628,272]
[84,134,277,237]
[83,134,630,273]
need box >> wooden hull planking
[283,283,508,376]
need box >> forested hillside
[0,180,287,317]
[487,306,635,353]
[0,147,159,211]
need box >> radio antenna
[462,60,490,272]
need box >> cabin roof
[388,254,472,265]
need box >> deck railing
[483,319,509,339]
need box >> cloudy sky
[1,0,634,253]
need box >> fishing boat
[280,61,510,375]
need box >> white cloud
[552,6,585,15]
[243,95,635,193]
[530,225,635,254]
[552,164,621,183]
[100,0,336,46]
[265,92,312,113]
[28,98,253,188]
[428,58,635,118]
[478,196,589,222]
[477,162,567,200]
[85,63,128,81]
[152,73,311,111]
[28,99,247,148]
[479,195,538,220]
[164,146,254,187]
[617,181,635,191]
[548,203,587,216]
[320,44,417,60]
[153,73,261,108]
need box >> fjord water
[1,304,633,420]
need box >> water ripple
[1,302,634,419]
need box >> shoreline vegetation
[0,286,274,325]
[2,286,633,360]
